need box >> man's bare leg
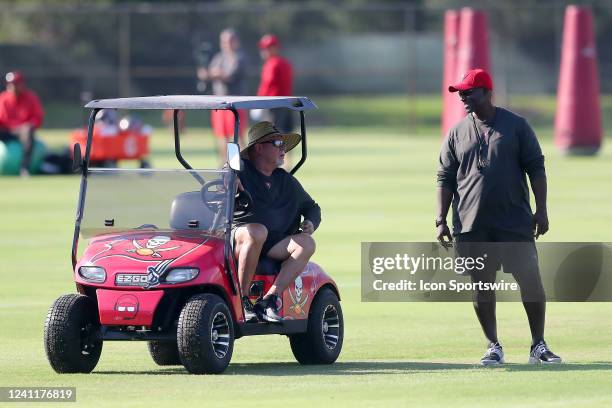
[265,233,316,297]
[233,224,267,294]
[252,233,315,322]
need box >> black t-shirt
[234,159,321,239]
[437,107,546,237]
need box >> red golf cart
[44,96,343,374]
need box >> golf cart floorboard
[99,328,176,342]
[236,319,307,338]
[96,319,307,341]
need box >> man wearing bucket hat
[233,121,320,323]
[436,68,562,365]
[0,71,44,176]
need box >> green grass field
[1,101,612,406]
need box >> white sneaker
[480,342,504,366]
[529,340,562,364]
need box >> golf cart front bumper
[96,289,164,326]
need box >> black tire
[148,341,181,366]
[177,293,234,374]
[44,294,103,373]
[289,287,344,365]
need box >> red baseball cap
[5,71,25,85]
[448,68,493,93]
[258,34,280,49]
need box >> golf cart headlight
[78,266,106,283]
[165,268,199,283]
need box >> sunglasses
[458,88,485,98]
[261,139,285,149]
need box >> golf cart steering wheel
[200,179,227,213]
[200,178,254,216]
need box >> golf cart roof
[85,95,317,111]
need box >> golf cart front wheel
[289,287,344,364]
[177,293,234,374]
[44,294,103,373]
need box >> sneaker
[254,294,283,323]
[241,296,258,323]
[529,340,562,364]
[480,342,505,366]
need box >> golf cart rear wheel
[44,294,102,373]
[148,341,181,366]
[177,293,234,374]
[289,287,343,365]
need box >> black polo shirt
[437,107,546,237]
[234,159,321,240]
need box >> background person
[233,121,320,323]
[0,71,44,176]
[197,28,248,165]
[436,68,562,365]
[256,34,294,133]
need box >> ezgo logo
[115,273,148,286]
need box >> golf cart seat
[254,256,282,276]
[169,191,215,230]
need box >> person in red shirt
[0,71,44,176]
[256,34,294,133]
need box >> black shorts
[455,228,545,301]
[454,228,538,275]
[231,225,286,258]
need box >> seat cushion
[169,191,215,230]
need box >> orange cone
[555,5,602,155]
[443,8,491,137]
[441,10,461,138]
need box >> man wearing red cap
[436,68,562,365]
[256,34,294,133]
[0,71,44,176]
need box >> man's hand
[533,210,549,239]
[300,220,314,235]
[436,224,453,248]
[235,177,244,192]
[196,67,209,81]
[15,123,33,135]
[435,188,453,248]
[209,67,224,80]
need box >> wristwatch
[435,218,447,227]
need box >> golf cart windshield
[80,168,231,239]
